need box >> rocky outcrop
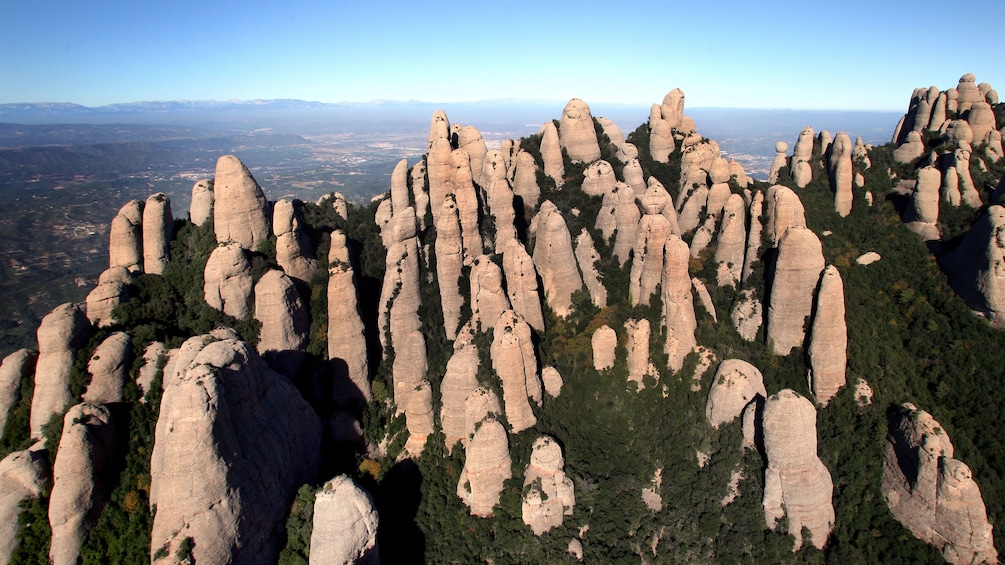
[204,242,253,319]
[254,269,309,377]
[85,266,133,327]
[274,200,319,284]
[765,185,806,247]
[435,198,464,340]
[327,231,371,405]
[606,183,642,265]
[575,229,607,308]
[762,389,834,551]
[502,239,545,333]
[482,150,517,253]
[310,475,380,565]
[331,191,349,221]
[625,318,655,389]
[829,133,853,217]
[942,205,1005,326]
[894,131,925,164]
[522,436,575,535]
[512,150,542,210]
[908,166,941,240]
[455,124,488,188]
[731,289,762,342]
[790,127,814,188]
[882,403,997,565]
[390,158,410,215]
[592,325,616,371]
[581,160,616,196]
[82,331,132,405]
[109,199,143,272]
[662,235,698,372]
[30,303,90,439]
[741,191,764,285]
[190,179,214,226]
[149,334,321,565]
[0,349,35,433]
[558,99,601,163]
[470,255,510,331]
[137,341,166,402]
[705,359,766,428]
[631,197,674,306]
[440,323,480,451]
[649,108,675,164]
[0,445,49,564]
[491,310,540,433]
[449,149,484,263]
[808,266,847,405]
[458,418,511,518]
[531,201,583,317]
[967,101,996,144]
[768,142,788,184]
[48,402,116,565]
[767,226,824,355]
[213,154,271,250]
[715,193,746,287]
[537,368,560,400]
[955,147,981,208]
[141,193,173,275]
[540,121,565,188]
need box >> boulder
[457,418,511,518]
[882,403,997,565]
[558,99,601,163]
[522,436,575,535]
[541,366,563,398]
[592,325,616,371]
[149,334,321,565]
[204,242,253,319]
[108,199,143,272]
[254,269,309,377]
[856,252,881,265]
[531,201,583,317]
[48,402,116,565]
[767,227,824,355]
[142,193,173,275]
[808,266,847,405]
[762,390,834,551]
[190,179,214,226]
[30,303,90,439]
[310,475,380,565]
[705,359,766,428]
[82,331,132,405]
[212,155,271,250]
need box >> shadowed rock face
[327,231,371,406]
[142,193,173,275]
[457,418,511,518]
[558,99,601,164]
[0,349,36,433]
[310,475,380,565]
[767,226,824,355]
[30,303,90,439]
[942,205,1005,326]
[522,436,575,535]
[761,389,834,551]
[0,445,50,564]
[575,229,607,308]
[149,334,321,565]
[882,403,997,565]
[254,269,309,378]
[213,154,271,250]
[48,402,116,565]
[808,266,847,405]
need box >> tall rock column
[809,266,847,405]
[203,242,253,320]
[327,231,371,405]
[662,235,697,372]
[142,193,173,275]
[213,154,271,250]
[435,198,464,340]
[790,127,815,188]
[531,201,583,318]
[457,418,511,518]
[829,132,853,217]
[30,303,90,439]
[522,436,575,535]
[540,121,565,188]
[491,310,541,433]
[502,239,545,333]
[309,475,380,565]
[254,269,309,378]
[767,226,824,355]
[273,199,319,284]
[558,99,601,163]
[715,193,746,287]
[109,199,143,272]
[189,179,214,226]
[762,389,834,551]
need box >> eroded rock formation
[30,303,90,439]
[522,436,575,535]
[310,475,380,565]
[767,227,824,355]
[808,266,847,405]
[213,154,271,250]
[705,359,766,429]
[204,242,253,319]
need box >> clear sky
[2,0,1002,110]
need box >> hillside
[0,75,1003,564]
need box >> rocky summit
[1,77,1004,564]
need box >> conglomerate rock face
[82,331,132,405]
[327,231,371,405]
[761,389,834,551]
[491,310,540,433]
[189,179,214,226]
[522,436,575,535]
[767,226,824,355]
[310,475,380,565]
[149,334,321,565]
[882,403,997,565]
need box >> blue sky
[2,0,1002,110]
